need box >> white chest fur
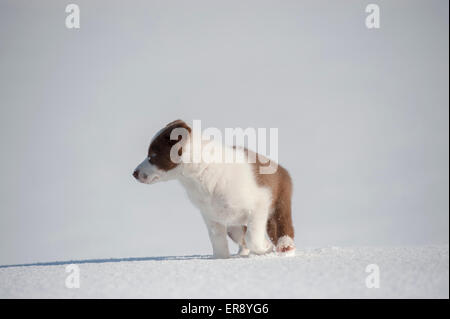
[178,154,272,226]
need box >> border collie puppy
[133,120,295,258]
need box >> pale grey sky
[0,0,448,265]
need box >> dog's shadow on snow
[0,255,213,269]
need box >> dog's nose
[133,170,139,179]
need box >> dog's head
[133,120,191,184]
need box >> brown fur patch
[241,148,294,247]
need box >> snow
[0,245,448,299]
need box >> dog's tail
[266,167,295,252]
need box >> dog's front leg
[245,210,273,255]
[204,219,230,259]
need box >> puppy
[133,120,295,258]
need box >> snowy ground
[0,245,448,299]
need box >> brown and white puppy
[133,120,295,258]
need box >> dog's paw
[238,246,250,256]
[276,236,296,256]
[247,239,273,255]
[212,251,230,259]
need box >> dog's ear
[165,119,191,132]
[165,120,191,161]
[165,120,191,143]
